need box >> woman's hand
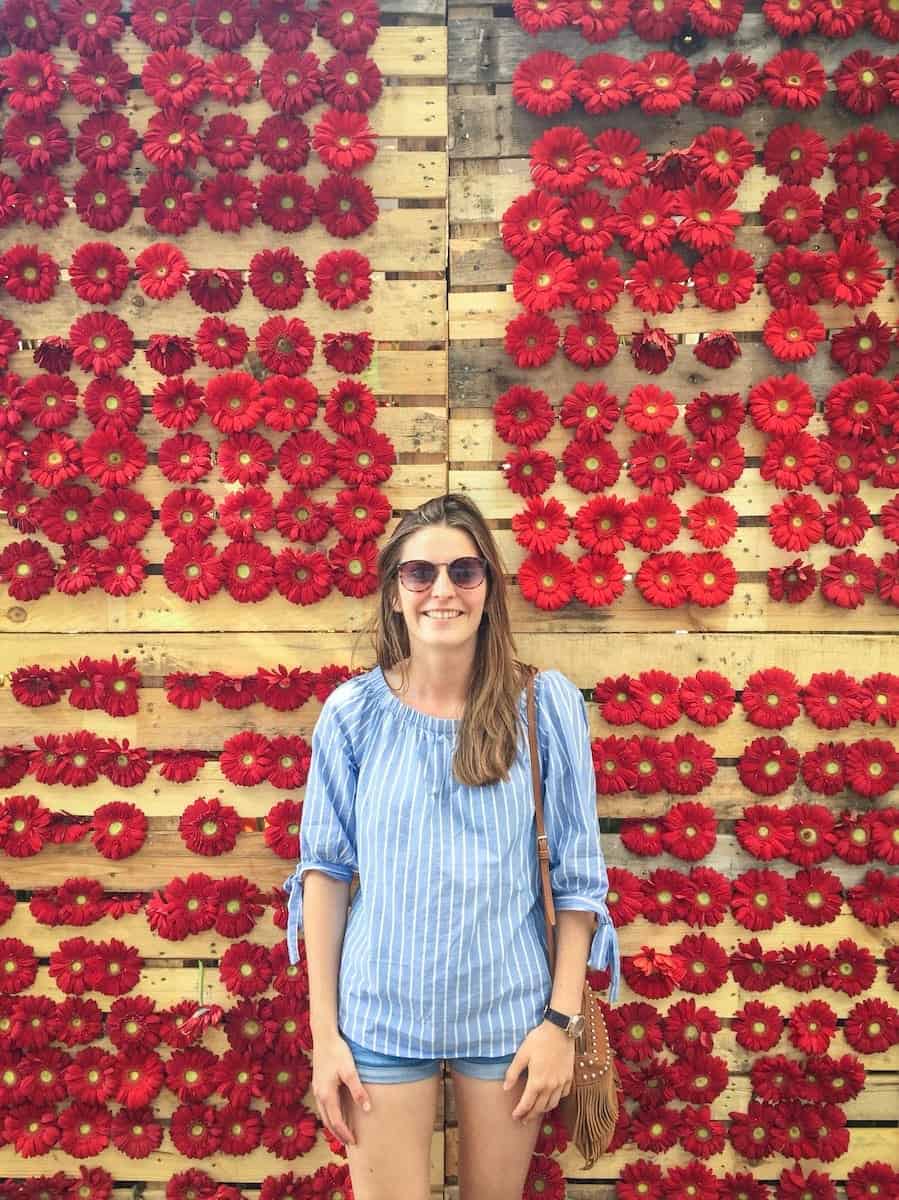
[311,1032,372,1146]
[502,1022,575,1122]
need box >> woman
[283,493,619,1200]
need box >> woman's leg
[450,1070,542,1200]
[343,1074,441,1200]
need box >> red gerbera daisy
[628,51,695,115]
[692,247,756,311]
[635,550,690,607]
[314,249,371,309]
[762,49,827,109]
[763,247,826,308]
[511,50,578,117]
[627,250,688,315]
[530,125,594,196]
[68,310,134,375]
[627,493,681,551]
[738,735,801,795]
[691,126,755,188]
[686,496,737,549]
[574,51,631,113]
[517,549,575,610]
[512,248,577,314]
[763,304,825,362]
[832,125,893,187]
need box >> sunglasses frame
[396,556,489,592]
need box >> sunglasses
[397,556,489,592]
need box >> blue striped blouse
[282,665,620,1058]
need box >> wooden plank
[53,84,448,139]
[449,285,899,340]
[447,16,894,83]
[448,468,892,519]
[5,278,445,344]
[449,87,894,159]
[0,208,445,274]
[3,630,894,683]
[447,341,892,406]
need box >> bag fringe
[562,1067,620,1170]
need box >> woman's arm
[302,872,352,1038]
[547,909,595,1015]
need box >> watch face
[570,1013,586,1038]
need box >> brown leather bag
[524,668,619,1169]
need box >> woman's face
[391,523,488,655]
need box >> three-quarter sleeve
[537,669,621,1002]
[282,691,358,965]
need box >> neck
[394,645,476,706]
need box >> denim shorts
[343,1032,518,1084]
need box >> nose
[430,565,457,597]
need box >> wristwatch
[543,1004,586,1039]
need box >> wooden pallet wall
[0,0,449,1195]
[446,2,899,1196]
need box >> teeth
[425,612,461,619]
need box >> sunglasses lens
[449,557,486,587]
[398,561,436,591]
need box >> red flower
[563,315,618,368]
[614,184,678,255]
[141,46,205,108]
[517,550,575,610]
[630,321,675,374]
[763,247,825,308]
[859,671,899,725]
[823,183,883,242]
[0,537,56,598]
[662,797,717,854]
[694,52,760,114]
[67,50,130,105]
[830,312,892,375]
[671,932,728,994]
[512,248,577,314]
[511,51,578,116]
[501,190,567,260]
[821,549,877,608]
[573,551,625,607]
[494,385,554,447]
[847,1165,899,1200]
[764,0,816,33]
[822,496,873,549]
[845,738,899,798]
[742,667,801,729]
[248,246,307,311]
[593,129,646,190]
[767,558,817,603]
[201,170,256,232]
[686,496,737,549]
[786,867,843,926]
[322,330,373,375]
[321,50,382,111]
[1,241,59,304]
[627,431,690,495]
[69,311,134,375]
[801,739,844,796]
[678,183,741,253]
[628,52,695,115]
[763,304,825,363]
[832,125,893,187]
[333,428,395,487]
[692,247,755,311]
[627,250,688,315]
[179,797,241,856]
[504,313,559,370]
[769,493,824,553]
[685,551,736,606]
[312,108,376,172]
[18,373,78,429]
[691,126,755,188]
[737,736,800,795]
[635,551,690,607]
[762,49,826,109]
[145,333,195,376]
[574,52,631,113]
[561,437,620,492]
[315,173,377,238]
[820,238,885,308]
[735,803,794,861]
[134,242,188,301]
[624,385,676,434]
[204,372,264,434]
[693,331,740,371]
[559,388,618,450]
[572,252,623,314]
[317,0,379,51]
[314,249,371,309]
[733,1000,783,1051]
[731,868,788,931]
[760,185,823,245]
[140,170,201,236]
[627,494,680,552]
[788,998,837,1054]
[530,126,594,196]
[676,671,733,728]
[512,0,569,33]
[204,52,256,106]
[502,447,556,497]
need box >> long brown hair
[357,493,531,787]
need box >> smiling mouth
[423,611,463,619]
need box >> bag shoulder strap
[525,668,558,974]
